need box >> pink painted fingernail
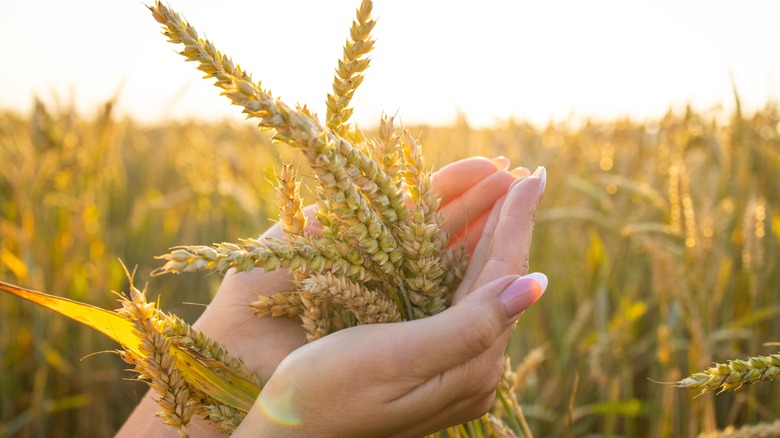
[500,273,548,317]
[491,156,511,170]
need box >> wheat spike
[372,115,404,186]
[117,285,198,437]
[299,292,332,342]
[275,164,307,239]
[301,272,402,324]
[326,0,375,136]
[677,352,780,394]
[251,292,304,319]
[204,405,246,435]
[398,130,449,316]
[153,235,375,282]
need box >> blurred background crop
[1,1,779,436]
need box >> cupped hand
[193,156,526,383]
[118,157,534,437]
[234,168,547,438]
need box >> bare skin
[118,157,544,437]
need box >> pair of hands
[120,157,547,437]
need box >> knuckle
[459,312,501,356]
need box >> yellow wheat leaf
[0,280,141,354]
[0,281,259,412]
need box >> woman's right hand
[234,168,546,437]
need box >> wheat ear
[117,285,198,437]
[153,236,375,282]
[677,352,780,394]
[301,272,402,324]
[398,130,449,316]
[326,0,375,136]
[275,164,307,239]
[203,405,246,435]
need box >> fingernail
[500,273,548,317]
[532,166,547,199]
[509,166,530,179]
[491,156,511,171]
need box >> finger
[433,157,507,206]
[439,170,516,241]
[510,166,531,179]
[447,208,490,255]
[447,162,537,250]
[458,168,545,298]
[387,273,547,416]
[403,273,545,378]
[472,169,545,291]
[402,387,500,437]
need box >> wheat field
[1,95,779,436]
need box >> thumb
[403,272,548,377]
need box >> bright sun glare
[2,0,779,127]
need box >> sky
[2,0,780,128]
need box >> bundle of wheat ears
[140,0,531,435]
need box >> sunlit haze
[3,0,780,127]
